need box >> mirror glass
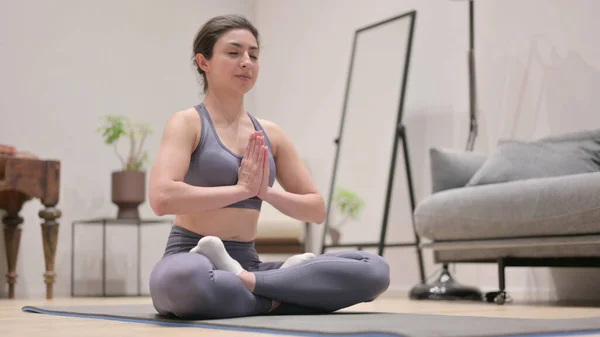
[323,12,416,250]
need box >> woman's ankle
[238,270,256,292]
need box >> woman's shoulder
[257,118,283,140]
[256,117,277,131]
[166,107,202,130]
[256,118,294,157]
[172,106,202,124]
[163,107,202,149]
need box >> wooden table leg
[0,191,27,299]
[40,205,60,300]
[3,212,23,299]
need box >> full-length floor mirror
[320,10,423,280]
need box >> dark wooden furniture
[0,153,61,299]
[254,222,310,255]
[254,237,306,254]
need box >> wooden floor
[3,295,600,337]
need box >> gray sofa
[413,129,600,303]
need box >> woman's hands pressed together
[256,134,271,200]
[237,131,270,198]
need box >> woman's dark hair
[192,14,260,93]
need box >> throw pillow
[538,128,600,143]
[429,147,488,192]
[466,139,600,187]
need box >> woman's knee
[322,250,390,298]
[356,251,391,298]
[372,254,391,294]
[149,253,215,318]
[322,250,390,290]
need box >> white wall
[254,0,600,302]
[0,0,255,298]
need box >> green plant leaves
[97,115,154,172]
[333,186,365,219]
[98,116,127,145]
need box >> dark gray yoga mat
[22,303,600,337]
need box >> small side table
[71,217,172,297]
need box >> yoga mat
[22,304,600,337]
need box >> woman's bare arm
[259,120,327,224]
[148,110,252,215]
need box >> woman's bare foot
[269,300,281,312]
[238,270,256,292]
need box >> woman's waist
[174,208,259,241]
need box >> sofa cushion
[466,139,600,187]
[414,171,600,241]
[429,147,488,193]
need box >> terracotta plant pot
[111,170,146,219]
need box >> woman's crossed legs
[149,236,390,319]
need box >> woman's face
[200,29,260,95]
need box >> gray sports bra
[183,103,276,210]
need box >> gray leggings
[149,226,390,319]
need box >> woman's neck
[203,90,245,123]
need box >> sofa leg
[485,258,511,305]
[498,258,505,292]
[409,264,483,301]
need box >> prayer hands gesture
[237,131,270,199]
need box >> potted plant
[97,115,153,219]
[328,186,365,244]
